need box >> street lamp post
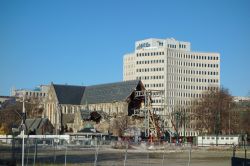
[21,96,26,166]
[229,103,231,135]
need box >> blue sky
[0,0,249,96]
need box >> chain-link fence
[0,136,249,166]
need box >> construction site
[113,88,184,144]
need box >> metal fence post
[26,139,30,166]
[147,147,149,166]
[245,147,247,166]
[65,143,67,166]
[161,144,166,166]
[124,142,128,166]
[188,144,192,166]
[94,143,99,166]
[233,145,236,157]
[53,141,57,163]
[33,139,37,166]
[12,136,16,163]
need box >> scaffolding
[132,90,165,139]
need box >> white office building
[123,38,220,137]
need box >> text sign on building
[136,42,150,50]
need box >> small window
[230,137,234,140]
[211,137,214,140]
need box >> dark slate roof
[81,80,142,104]
[53,84,86,105]
[25,118,48,132]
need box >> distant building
[0,96,16,109]
[11,85,49,102]
[0,96,13,103]
[25,118,54,135]
[233,96,250,103]
[197,135,241,146]
[44,80,145,134]
[123,38,220,137]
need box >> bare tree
[240,111,250,135]
[0,102,23,134]
[192,88,235,135]
[236,100,250,135]
[0,100,44,134]
[24,98,44,118]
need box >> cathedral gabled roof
[53,84,86,105]
[25,118,51,134]
[52,80,143,105]
[81,80,143,104]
